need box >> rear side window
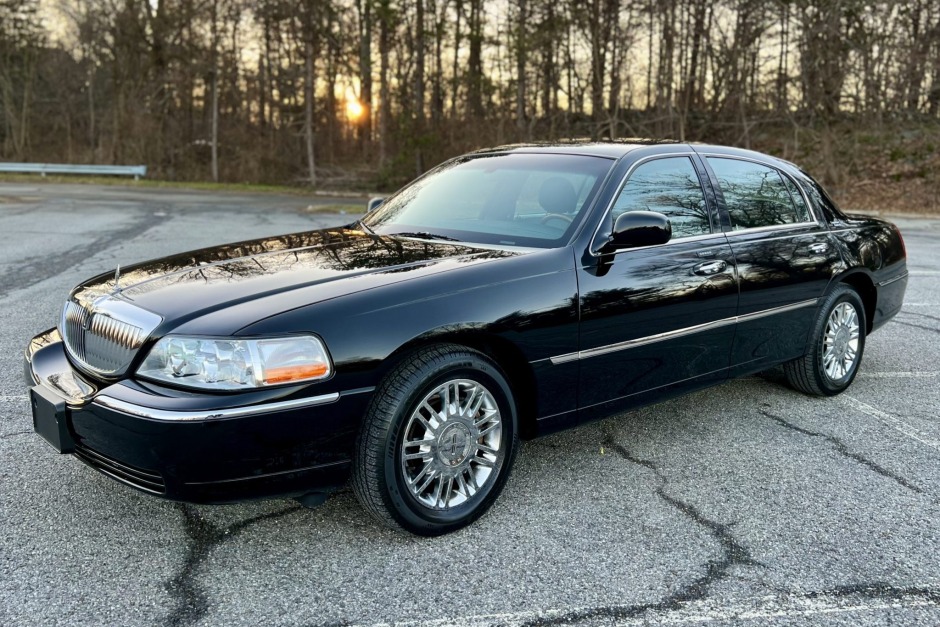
[780,175,812,223]
[708,157,810,230]
[611,157,710,239]
[797,171,843,222]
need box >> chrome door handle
[809,242,829,254]
[693,260,727,276]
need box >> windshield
[362,153,614,248]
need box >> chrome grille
[60,298,161,377]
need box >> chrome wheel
[400,379,503,510]
[822,302,861,381]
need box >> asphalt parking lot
[1,183,939,627]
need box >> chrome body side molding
[877,272,908,287]
[549,299,819,365]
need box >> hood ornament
[113,265,122,294]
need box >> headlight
[137,335,332,390]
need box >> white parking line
[742,372,938,383]
[857,371,940,378]
[841,396,940,452]
[362,586,940,626]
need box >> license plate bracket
[30,385,74,453]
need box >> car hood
[69,226,523,329]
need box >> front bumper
[25,329,372,503]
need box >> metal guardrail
[0,163,148,180]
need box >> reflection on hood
[70,227,519,313]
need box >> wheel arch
[382,330,540,440]
[835,270,876,334]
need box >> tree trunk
[304,25,317,186]
[357,0,373,145]
[451,0,462,118]
[776,1,788,113]
[378,0,391,166]
[515,0,527,132]
[467,0,484,117]
[929,21,940,116]
[540,2,556,119]
[798,1,849,119]
[431,0,445,125]
[87,56,96,154]
[210,0,219,183]
[684,0,706,113]
[415,0,426,174]
[210,71,219,181]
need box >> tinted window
[797,171,842,222]
[611,157,710,239]
[708,157,809,230]
[780,174,812,222]
[363,153,613,248]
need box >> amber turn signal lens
[262,363,330,384]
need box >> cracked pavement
[1,185,939,626]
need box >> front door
[576,155,739,419]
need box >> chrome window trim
[698,153,821,230]
[723,222,827,238]
[94,391,344,422]
[591,231,729,255]
[548,298,818,365]
[588,152,712,256]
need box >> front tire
[353,344,519,535]
[784,285,866,396]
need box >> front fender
[236,248,580,420]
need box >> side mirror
[367,197,385,212]
[601,210,672,252]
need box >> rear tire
[352,344,519,536]
[784,285,866,396]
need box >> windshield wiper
[357,219,375,234]
[391,231,461,242]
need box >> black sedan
[25,141,907,535]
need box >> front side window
[708,157,810,230]
[610,157,710,239]
[363,153,613,248]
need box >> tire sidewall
[811,288,866,395]
[380,351,518,535]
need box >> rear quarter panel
[828,216,908,331]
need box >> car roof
[469,138,684,158]
[469,140,798,169]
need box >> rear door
[575,154,738,418]
[699,153,842,374]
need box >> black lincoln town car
[26,140,907,535]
